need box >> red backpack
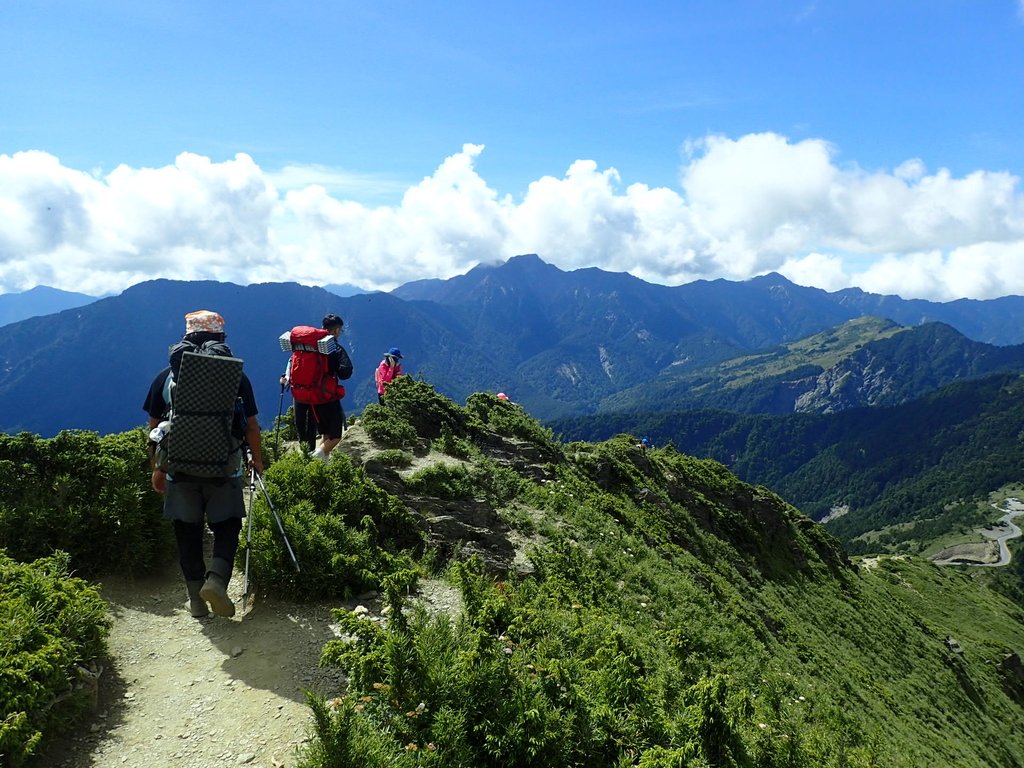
[283,326,346,405]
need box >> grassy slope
[685,316,905,391]
[552,438,1024,767]
[774,560,1024,766]
[551,373,1024,552]
[294,379,1024,767]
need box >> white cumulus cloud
[2,134,1024,301]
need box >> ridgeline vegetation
[553,372,1024,558]
[2,376,1024,766]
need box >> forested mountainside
[601,317,1024,415]
[552,372,1024,552]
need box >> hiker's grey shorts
[163,476,245,525]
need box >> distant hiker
[143,310,263,620]
[281,313,353,460]
[496,392,509,401]
[374,347,403,404]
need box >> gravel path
[36,430,470,768]
[37,564,352,768]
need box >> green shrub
[465,393,560,453]
[468,458,526,508]
[0,550,110,767]
[360,404,420,448]
[435,423,474,459]
[380,377,470,440]
[243,452,423,599]
[374,449,414,468]
[277,405,299,441]
[305,558,754,768]
[0,430,169,575]
[264,405,299,461]
[403,455,525,508]
[404,463,476,500]
[496,505,536,534]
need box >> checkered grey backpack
[154,340,246,479]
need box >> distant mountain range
[602,316,1024,415]
[4,254,1024,437]
[0,285,98,327]
[322,282,371,297]
[0,279,493,437]
[396,253,1024,346]
[0,282,369,328]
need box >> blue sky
[2,1,1024,300]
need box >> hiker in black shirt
[143,310,263,619]
[287,313,353,461]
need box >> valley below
[931,498,1024,567]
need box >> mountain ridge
[552,371,1024,551]
[0,285,99,327]
[602,317,1024,415]
[5,255,1024,436]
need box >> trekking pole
[241,466,257,612]
[274,377,286,459]
[252,469,301,573]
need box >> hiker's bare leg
[321,435,341,455]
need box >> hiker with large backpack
[143,310,263,619]
[281,313,353,461]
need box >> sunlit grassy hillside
[4,377,1024,767]
[251,378,1024,768]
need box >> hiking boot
[200,574,235,617]
[186,580,209,618]
[200,557,235,617]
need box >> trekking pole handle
[243,442,264,478]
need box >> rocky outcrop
[998,652,1024,703]
[794,352,898,413]
[929,542,1000,565]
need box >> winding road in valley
[979,500,1024,567]
[931,498,1024,567]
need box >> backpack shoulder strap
[162,370,174,414]
[168,340,199,380]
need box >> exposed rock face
[794,352,898,413]
[929,542,1000,565]
[998,652,1024,703]
[410,494,516,575]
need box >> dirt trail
[38,563,352,768]
[36,430,470,768]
